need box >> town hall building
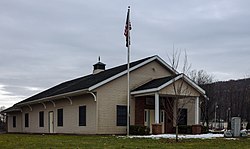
[2,55,206,134]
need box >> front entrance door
[144,109,165,133]
[49,111,54,133]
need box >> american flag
[124,7,132,47]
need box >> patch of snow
[128,133,224,139]
[225,138,238,140]
[209,129,224,132]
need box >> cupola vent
[93,56,106,74]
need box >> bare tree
[165,49,195,142]
[0,106,6,131]
[189,69,215,126]
[189,69,215,85]
[0,106,5,111]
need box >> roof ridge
[94,55,156,74]
[16,55,157,105]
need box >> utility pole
[214,103,218,129]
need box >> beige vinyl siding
[172,98,196,126]
[7,112,22,133]
[95,61,172,134]
[159,79,200,126]
[185,99,196,125]
[53,95,96,134]
[10,94,96,134]
[159,79,200,97]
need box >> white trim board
[131,74,206,96]
[89,55,177,91]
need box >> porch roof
[131,74,206,96]
[132,75,178,91]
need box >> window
[178,108,187,125]
[39,111,44,127]
[117,105,127,126]
[25,113,29,127]
[79,106,86,126]
[13,116,16,128]
[57,108,63,127]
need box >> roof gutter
[0,107,22,114]
[16,88,89,107]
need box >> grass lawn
[0,134,249,149]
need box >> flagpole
[126,6,130,137]
[127,38,130,136]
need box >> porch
[133,95,200,134]
[131,74,204,134]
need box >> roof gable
[88,55,177,90]
[131,74,205,96]
[17,55,175,105]
[132,75,178,92]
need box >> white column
[195,96,200,124]
[155,92,160,124]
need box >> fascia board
[183,75,206,95]
[131,75,183,95]
[131,88,158,95]
[131,74,206,97]
[0,108,22,113]
[158,74,206,95]
[89,56,178,91]
[89,56,158,91]
[16,89,89,106]
[157,74,183,90]
[155,55,178,75]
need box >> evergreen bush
[129,125,150,135]
[174,125,192,134]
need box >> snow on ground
[128,133,224,139]
[224,138,238,140]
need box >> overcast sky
[1,0,250,108]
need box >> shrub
[173,125,192,134]
[129,125,150,135]
[173,125,208,134]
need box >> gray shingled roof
[16,56,156,105]
[132,75,179,92]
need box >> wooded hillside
[202,78,250,123]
